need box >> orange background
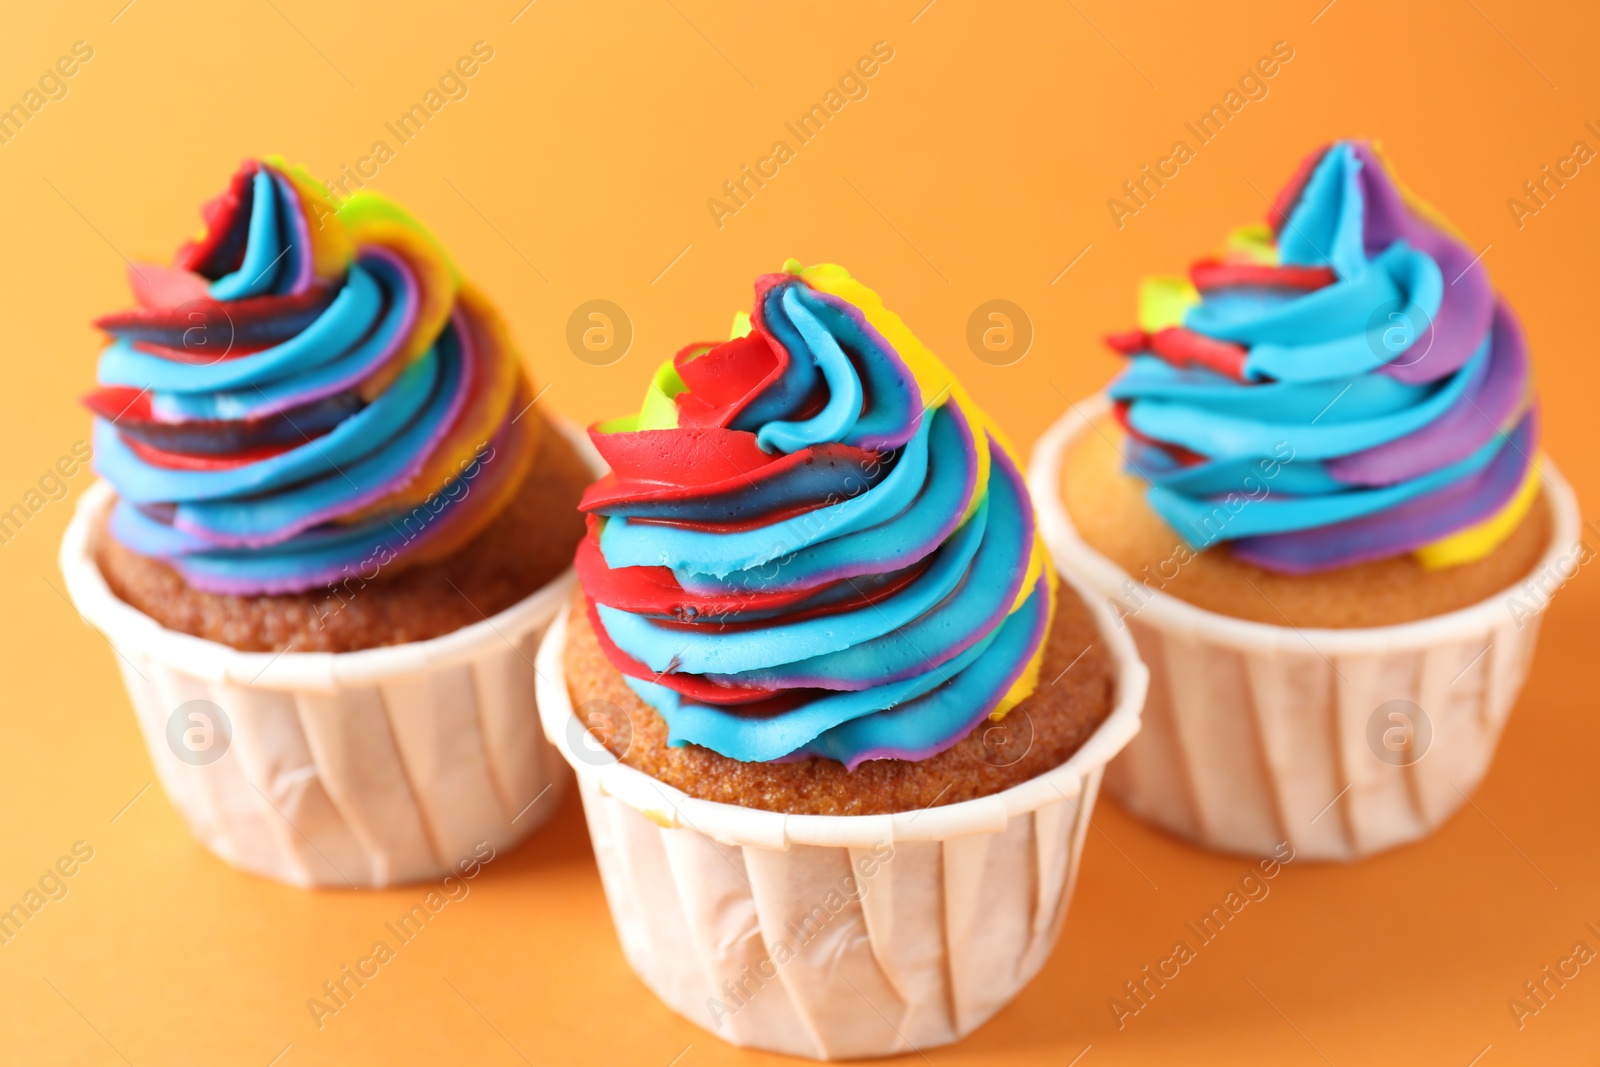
[2,0,1598,1063]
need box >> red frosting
[581,430,881,511]
[1191,259,1336,292]
[1111,401,1208,467]
[175,161,261,277]
[1268,143,1330,236]
[1104,326,1250,381]
[121,436,303,471]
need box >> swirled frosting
[87,159,537,595]
[577,262,1055,769]
[1105,140,1539,572]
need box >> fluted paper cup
[1029,395,1583,862]
[535,579,1148,1061]
[59,422,603,888]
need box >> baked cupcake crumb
[95,410,591,653]
[563,580,1117,816]
[1060,413,1552,629]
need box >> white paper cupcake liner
[535,585,1148,1061]
[1029,396,1582,862]
[59,420,604,889]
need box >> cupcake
[59,158,595,887]
[1030,141,1580,860]
[537,261,1147,1058]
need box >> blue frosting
[580,268,1053,768]
[89,160,534,595]
[1108,141,1535,570]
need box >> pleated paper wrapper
[59,422,603,889]
[535,590,1149,1061]
[1029,396,1582,862]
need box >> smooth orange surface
[2,1,1597,1063]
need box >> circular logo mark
[966,300,1033,367]
[1365,699,1432,767]
[979,709,1035,767]
[173,300,236,366]
[566,300,633,367]
[1364,297,1434,370]
[566,699,634,766]
[166,699,232,766]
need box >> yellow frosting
[608,261,1056,724]
[1414,459,1542,570]
[1137,275,1200,332]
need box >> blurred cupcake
[538,261,1146,1058]
[1030,141,1580,860]
[60,158,594,886]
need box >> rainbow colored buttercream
[87,158,537,595]
[1105,140,1539,573]
[578,262,1054,770]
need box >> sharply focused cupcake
[60,158,593,887]
[537,261,1147,1058]
[1030,141,1579,860]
